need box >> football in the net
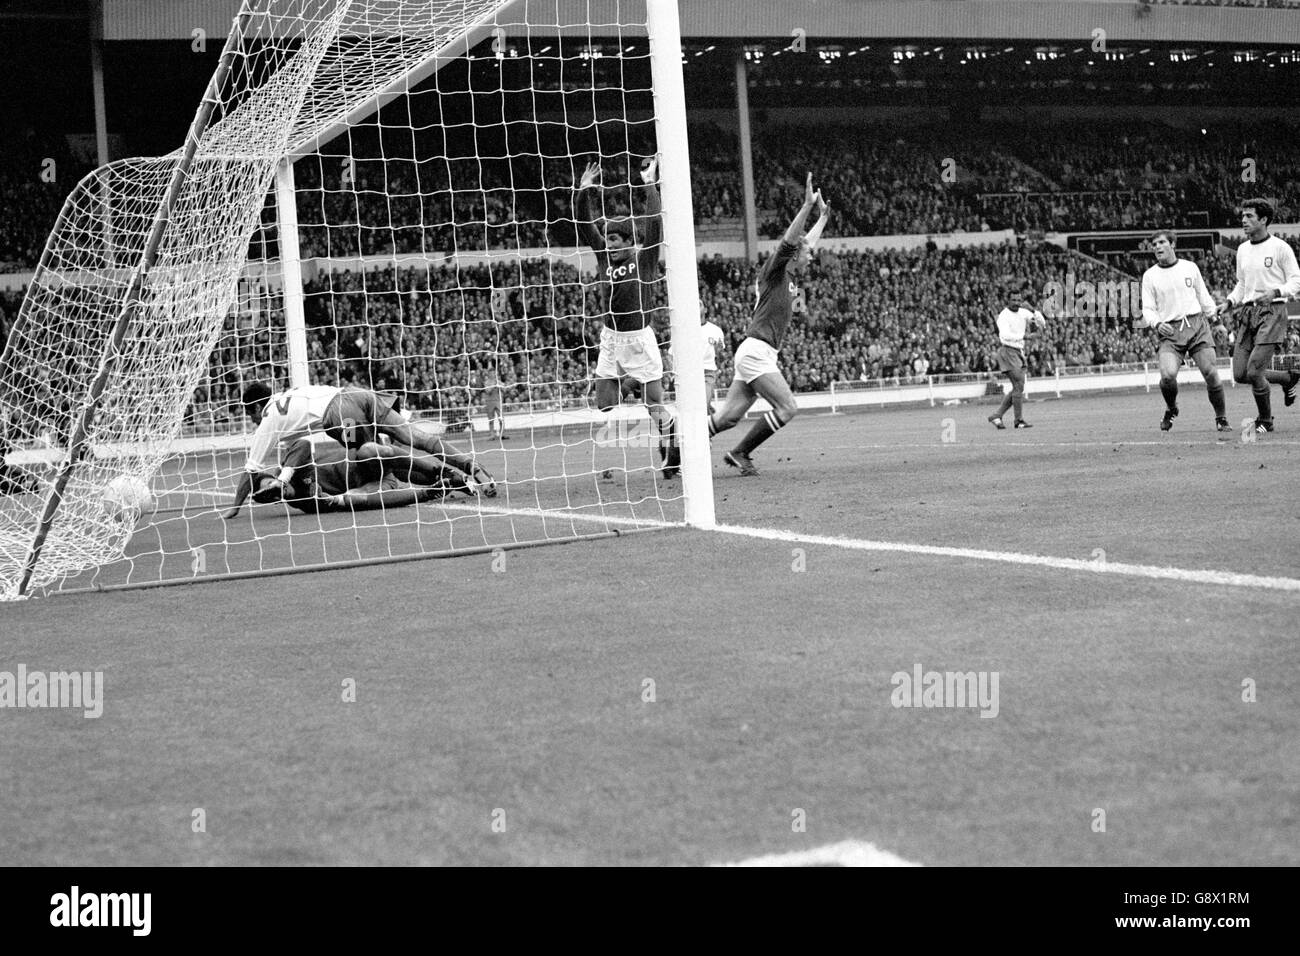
[102,475,154,518]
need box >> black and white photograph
[0,0,1295,905]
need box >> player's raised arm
[636,155,662,249]
[804,192,830,251]
[782,173,819,247]
[574,161,605,250]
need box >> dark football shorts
[1235,300,1290,349]
[321,388,401,449]
[1157,315,1216,360]
[996,345,1025,374]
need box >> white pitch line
[432,499,680,528]
[712,523,1300,593]
[429,505,1300,592]
[167,493,1300,593]
[716,839,921,867]
[815,440,1300,450]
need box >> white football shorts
[731,336,782,384]
[595,325,663,384]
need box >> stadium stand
[4,97,1297,437]
[1,120,1296,274]
[182,241,1216,432]
[0,129,87,272]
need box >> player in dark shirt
[573,156,680,478]
[707,174,829,475]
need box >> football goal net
[0,0,712,600]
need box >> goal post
[646,0,714,531]
[0,0,714,599]
[274,157,311,390]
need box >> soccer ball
[102,475,154,519]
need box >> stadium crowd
[0,130,87,272]
[4,112,1299,437]
[283,119,1300,253]
[717,120,1300,237]
[184,239,1263,430]
[8,227,1295,438]
[1,119,1296,275]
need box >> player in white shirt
[669,317,726,414]
[222,381,495,518]
[987,281,1046,429]
[1215,199,1300,433]
[699,318,725,414]
[1139,231,1230,432]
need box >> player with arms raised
[1139,231,1229,432]
[1216,199,1300,433]
[987,280,1046,430]
[574,155,680,478]
[706,173,828,475]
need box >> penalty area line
[713,523,1300,593]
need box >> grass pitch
[2,385,1298,865]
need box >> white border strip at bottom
[716,839,921,867]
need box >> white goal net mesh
[0,0,694,599]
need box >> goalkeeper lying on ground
[224,437,476,517]
[224,381,496,517]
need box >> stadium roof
[84,0,1300,46]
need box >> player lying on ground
[706,173,829,476]
[988,280,1047,430]
[225,438,475,517]
[1216,198,1300,434]
[223,382,496,517]
[574,154,680,479]
[1139,230,1230,432]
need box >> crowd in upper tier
[1,119,1295,273]
[695,121,1299,238]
